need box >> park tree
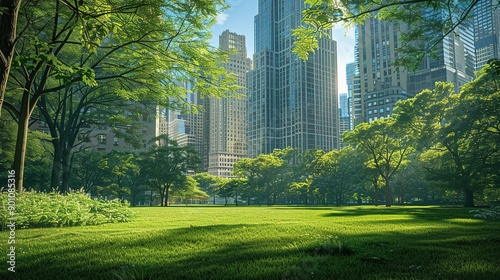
[97,150,140,201]
[70,150,107,196]
[344,118,414,207]
[391,153,431,204]
[0,113,52,191]
[394,61,500,206]
[234,148,297,205]
[1,0,236,192]
[314,146,366,206]
[233,155,283,204]
[288,180,313,204]
[289,149,325,204]
[192,172,222,204]
[0,0,21,115]
[0,114,17,172]
[293,0,486,69]
[139,136,200,206]
[216,177,247,206]
[172,176,208,205]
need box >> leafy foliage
[139,135,201,206]
[98,151,140,200]
[0,191,134,230]
[294,0,481,69]
[393,61,500,206]
[470,206,500,222]
[3,0,237,192]
[344,118,414,206]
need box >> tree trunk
[159,186,166,206]
[0,0,22,117]
[12,92,30,192]
[61,151,71,193]
[164,186,170,206]
[464,188,474,207]
[384,177,392,207]
[50,145,62,190]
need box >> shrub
[0,191,134,230]
[470,206,500,221]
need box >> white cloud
[216,13,229,25]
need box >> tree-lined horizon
[0,0,498,208]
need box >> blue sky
[209,0,355,94]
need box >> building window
[113,137,119,146]
[97,134,107,144]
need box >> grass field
[1,206,499,279]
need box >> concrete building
[353,8,477,124]
[247,0,338,157]
[354,16,409,123]
[32,102,161,153]
[208,30,252,177]
[363,82,410,122]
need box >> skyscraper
[353,9,477,125]
[473,0,500,70]
[407,11,476,96]
[355,16,410,123]
[345,61,356,129]
[247,0,338,157]
[338,93,350,147]
[167,83,210,171]
[208,30,252,177]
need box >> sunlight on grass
[1,206,499,279]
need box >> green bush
[0,191,134,230]
[470,206,500,221]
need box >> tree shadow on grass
[319,207,473,222]
[6,216,500,280]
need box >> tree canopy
[1,0,237,192]
[293,0,486,69]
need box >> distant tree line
[226,60,500,207]
[1,60,498,207]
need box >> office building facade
[208,30,252,177]
[473,0,500,70]
[354,16,409,123]
[247,0,338,157]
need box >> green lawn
[2,206,499,279]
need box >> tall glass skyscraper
[473,0,500,70]
[407,9,476,95]
[247,0,338,157]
